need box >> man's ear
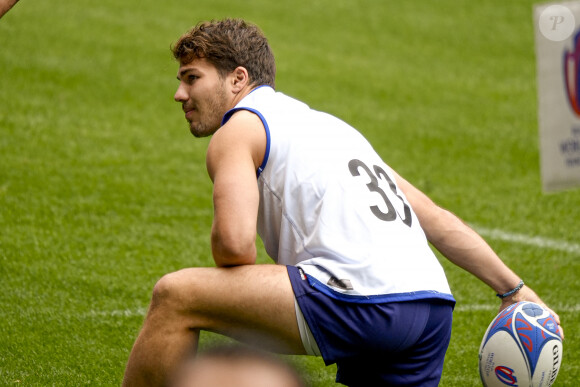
[231,66,250,93]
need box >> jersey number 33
[348,159,412,227]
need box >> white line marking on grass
[93,227,579,319]
[94,304,580,319]
[472,224,580,255]
[87,307,148,318]
[455,304,497,312]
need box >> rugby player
[123,19,561,387]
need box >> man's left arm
[0,0,20,18]
[206,111,267,267]
[393,170,562,331]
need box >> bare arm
[206,110,266,267]
[394,171,562,327]
[0,0,19,18]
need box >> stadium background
[1,0,578,385]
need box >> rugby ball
[479,302,563,387]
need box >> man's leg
[122,264,305,387]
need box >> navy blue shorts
[287,265,454,386]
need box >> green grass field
[1,0,579,385]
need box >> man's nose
[174,84,187,102]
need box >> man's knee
[150,269,200,314]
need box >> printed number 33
[348,159,412,227]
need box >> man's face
[174,58,231,138]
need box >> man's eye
[188,75,198,82]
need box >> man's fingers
[547,308,561,325]
[534,304,564,340]
[498,300,564,340]
[545,307,564,339]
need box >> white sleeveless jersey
[222,86,454,304]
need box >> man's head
[172,19,276,137]
[172,19,275,88]
[170,346,307,387]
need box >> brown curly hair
[172,19,276,88]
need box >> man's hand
[499,285,564,339]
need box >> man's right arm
[206,110,267,268]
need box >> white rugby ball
[479,301,563,387]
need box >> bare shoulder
[389,167,441,220]
[207,110,267,180]
[389,168,420,202]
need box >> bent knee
[150,269,198,312]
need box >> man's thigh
[158,264,305,355]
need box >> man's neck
[229,84,261,108]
